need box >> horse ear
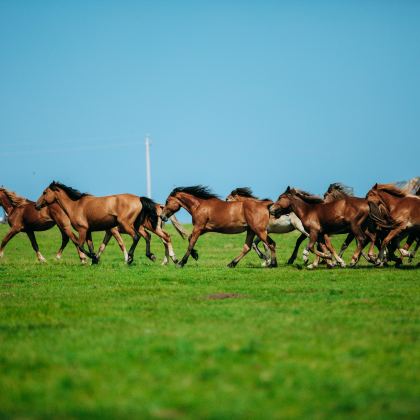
[373,183,378,190]
[286,186,291,192]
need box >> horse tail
[169,215,188,239]
[368,202,396,229]
[138,197,158,230]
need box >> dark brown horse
[323,183,379,263]
[161,186,277,268]
[0,187,86,262]
[366,183,420,265]
[35,182,157,264]
[270,187,369,268]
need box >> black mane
[49,181,90,200]
[170,185,219,200]
[230,187,257,199]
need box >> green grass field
[0,224,419,419]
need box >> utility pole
[145,134,152,198]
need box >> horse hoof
[56,254,62,260]
[81,259,87,265]
[176,262,185,268]
[191,249,199,261]
[227,261,237,268]
[148,254,157,262]
[269,260,278,268]
[307,264,315,270]
[287,259,294,265]
[127,256,134,265]
[91,258,99,265]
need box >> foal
[36,182,157,264]
[0,187,86,262]
[225,187,308,265]
[161,186,277,268]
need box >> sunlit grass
[0,225,419,418]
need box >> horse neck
[54,190,80,220]
[379,191,401,212]
[177,193,203,214]
[289,195,311,220]
[0,192,14,214]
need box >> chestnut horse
[161,186,277,268]
[225,187,308,265]
[0,187,86,262]
[366,183,420,265]
[96,203,188,265]
[35,182,157,264]
[323,183,380,263]
[270,187,369,268]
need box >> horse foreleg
[86,231,99,264]
[26,231,46,263]
[228,229,255,268]
[152,227,178,264]
[178,228,202,267]
[287,233,307,265]
[339,233,354,258]
[376,226,405,266]
[322,234,345,267]
[111,228,129,262]
[0,227,20,258]
[55,229,70,260]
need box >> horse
[323,183,380,263]
[0,186,86,262]
[160,185,277,268]
[270,187,369,268]
[225,187,308,265]
[35,182,158,264]
[95,203,188,265]
[366,183,420,266]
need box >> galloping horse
[225,187,308,265]
[35,182,157,264]
[96,203,188,265]
[161,186,277,268]
[0,187,86,262]
[366,183,420,266]
[323,183,379,263]
[270,187,369,268]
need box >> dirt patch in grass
[205,292,246,300]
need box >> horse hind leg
[228,230,255,268]
[288,233,307,265]
[26,231,46,263]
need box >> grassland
[0,224,419,419]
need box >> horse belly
[268,215,294,233]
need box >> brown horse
[366,183,420,265]
[270,187,369,268]
[323,183,379,263]
[226,187,308,265]
[0,187,86,262]
[161,185,277,268]
[96,203,188,265]
[35,182,157,264]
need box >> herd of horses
[0,178,419,269]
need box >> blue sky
[1,1,419,216]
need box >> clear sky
[1,1,419,215]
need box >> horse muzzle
[160,214,169,222]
